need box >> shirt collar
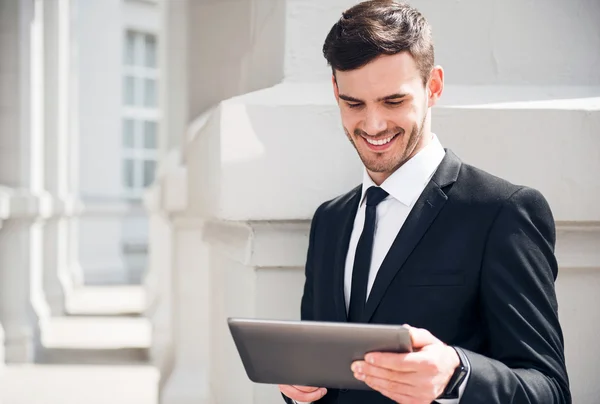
[360,133,446,207]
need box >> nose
[363,108,387,136]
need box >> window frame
[121,29,160,199]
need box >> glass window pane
[125,31,136,66]
[123,159,135,189]
[144,34,157,68]
[144,121,157,149]
[123,119,135,148]
[144,78,156,107]
[143,160,156,187]
[124,76,136,105]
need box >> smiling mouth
[362,132,400,147]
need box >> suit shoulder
[455,161,553,218]
[457,162,546,202]
[313,185,361,219]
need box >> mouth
[361,132,400,151]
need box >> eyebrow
[338,93,409,103]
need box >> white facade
[0,0,159,367]
[0,0,71,362]
[149,0,600,403]
[76,0,159,285]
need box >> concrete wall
[282,0,600,85]
[186,0,286,118]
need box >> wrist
[439,346,469,399]
[448,345,460,371]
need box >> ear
[332,74,340,102]
[427,66,444,108]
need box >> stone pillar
[145,179,175,383]
[65,0,84,290]
[158,167,214,404]
[144,0,187,391]
[0,198,51,363]
[181,86,360,404]
[0,322,4,365]
[41,0,74,315]
[144,0,189,320]
[0,0,52,363]
[0,189,10,365]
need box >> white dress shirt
[295,134,469,403]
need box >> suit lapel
[332,186,361,322]
[362,150,462,323]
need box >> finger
[377,386,425,404]
[351,361,416,387]
[364,351,426,372]
[407,326,440,350]
[360,374,415,398]
[279,385,327,401]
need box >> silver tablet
[228,317,413,391]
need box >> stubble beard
[346,113,427,175]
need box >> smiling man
[279,1,570,404]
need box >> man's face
[333,53,443,184]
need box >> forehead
[335,52,423,97]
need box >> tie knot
[365,186,388,207]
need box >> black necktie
[348,186,389,322]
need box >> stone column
[144,0,189,390]
[0,0,51,362]
[0,189,10,365]
[145,179,175,382]
[41,0,74,315]
[144,0,188,327]
[159,167,214,404]
[66,0,84,288]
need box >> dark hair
[322,0,434,85]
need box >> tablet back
[228,318,412,391]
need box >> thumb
[404,325,440,349]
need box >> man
[279,1,570,403]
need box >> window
[122,30,159,198]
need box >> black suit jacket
[284,150,570,404]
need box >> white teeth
[366,134,395,146]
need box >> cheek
[396,105,420,128]
[340,110,361,131]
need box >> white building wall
[76,0,159,284]
[121,0,160,284]
[75,0,126,284]
[283,0,600,85]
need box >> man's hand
[351,325,459,404]
[279,385,327,402]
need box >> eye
[347,102,363,109]
[386,100,404,106]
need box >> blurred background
[0,0,598,403]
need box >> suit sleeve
[300,203,324,322]
[460,187,571,403]
[282,204,324,404]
